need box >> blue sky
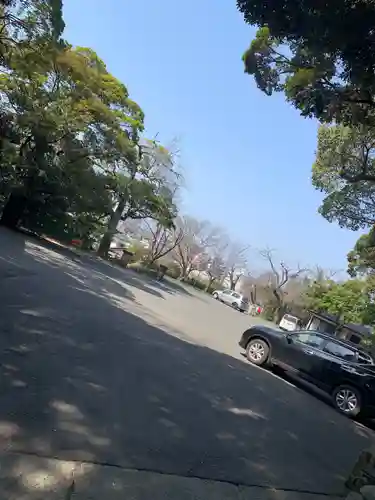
[62,0,360,272]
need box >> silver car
[212,289,249,312]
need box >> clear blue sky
[62,0,360,272]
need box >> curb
[345,486,375,499]
[345,446,375,499]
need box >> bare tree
[260,248,306,322]
[240,271,273,305]
[172,216,225,280]
[205,255,226,291]
[144,221,184,265]
[311,265,339,283]
[225,243,250,290]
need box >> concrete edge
[0,451,344,500]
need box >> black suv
[239,326,375,418]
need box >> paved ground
[0,228,373,499]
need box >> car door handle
[303,349,315,355]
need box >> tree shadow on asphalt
[95,265,199,301]
[150,277,198,298]
[0,227,205,303]
[0,229,373,498]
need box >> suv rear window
[284,314,298,324]
[324,341,356,361]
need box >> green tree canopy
[1,0,65,69]
[0,0,178,256]
[305,279,375,326]
[0,40,144,230]
[312,125,375,230]
[348,228,375,277]
[237,1,375,126]
[96,140,178,257]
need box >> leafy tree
[312,125,375,230]
[348,228,375,277]
[305,279,375,326]
[96,141,178,257]
[237,1,375,126]
[0,43,143,230]
[0,0,67,225]
[0,0,65,67]
[0,1,182,258]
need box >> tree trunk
[97,200,126,257]
[179,267,188,281]
[228,270,235,290]
[230,273,242,291]
[0,192,27,229]
[179,262,191,281]
[273,289,284,324]
[250,284,257,304]
[146,257,157,266]
[274,307,284,324]
[205,277,215,292]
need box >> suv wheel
[246,339,269,366]
[232,302,239,310]
[332,385,362,417]
[213,293,219,299]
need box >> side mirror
[285,333,293,343]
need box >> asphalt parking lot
[0,228,373,499]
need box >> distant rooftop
[309,310,372,337]
[344,323,373,337]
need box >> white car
[212,289,249,312]
[278,314,300,332]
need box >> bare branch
[171,216,227,280]
[259,248,307,321]
[259,248,280,285]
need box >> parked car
[212,289,249,312]
[239,326,375,418]
[279,314,300,332]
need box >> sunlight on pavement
[228,407,267,420]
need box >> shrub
[165,262,180,279]
[261,306,276,322]
[126,242,149,263]
[185,277,216,294]
[128,262,158,277]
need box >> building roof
[308,310,340,324]
[343,323,373,337]
[309,310,373,338]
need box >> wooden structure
[305,311,372,345]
